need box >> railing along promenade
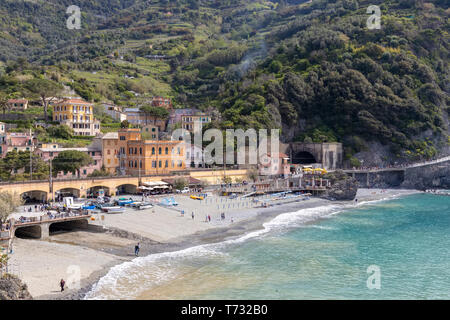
[221,180,327,195]
[0,173,169,186]
[0,211,92,242]
[13,211,91,227]
[340,156,450,173]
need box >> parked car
[177,187,190,194]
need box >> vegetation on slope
[0,0,448,165]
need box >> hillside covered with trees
[0,0,448,166]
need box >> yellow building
[102,128,142,175]
[181,113,211,133]
[126,140,185,175]
[102,132,119,174]
[141,124,159,140]
[53,99,101,136]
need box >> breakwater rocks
[0,274,33,300]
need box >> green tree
[0,92,11,115]
[247,167,259,182]
[0,150,49,181]
[120,120,130,128]
[173,178,188,190]
[23,79,63,121]
[46,125,73,140]
[52,150,93,178]
[0,191,22,225]
[139,105,169,125]
[88,166,111,177]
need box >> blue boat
[160,197,178,206]
[117,199,135,206]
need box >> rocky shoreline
[0,274,33,300]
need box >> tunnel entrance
[87,186,110,198]
[116,184,138,195]
[21,190,47,204]
[292,151,317,164]
[15,225,41,239]
[55,188,81,201]
[49,220,88,236]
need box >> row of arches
[14,220,89,239]
[21,184,139,203]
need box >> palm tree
[0,92,11,115]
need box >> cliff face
[0,274,33,300]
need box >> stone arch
[292,151,317,164]
[87,186,110,198]
[49,219,88,236]
[55,188,81,200]
[21,190,48,204]
[116,184,138,195]
[15,225,41,239]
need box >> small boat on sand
[101,205,125,213]
[131,202,154,210]
[138,202,153,210]
[116,199,135,206]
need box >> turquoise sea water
[86,194,450,300]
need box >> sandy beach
[7,188,419,299]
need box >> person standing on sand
[60,279,65,292]
[192,212,194,220]
[208,215,211,222]
[135,243,140,256]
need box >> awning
[143,181,169,187]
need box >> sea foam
[85,194,408,300]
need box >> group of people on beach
[23,204,47,212]
[180,209,232,223]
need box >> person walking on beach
[134,243,140,256]
[60,279,65,292]
[208,215,211,222]
[192,212,194,220]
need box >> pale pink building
[259,152,291,177]
[4,132,37,154]
[34,144,102,178]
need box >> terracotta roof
[8,99,28,103]
[102,132,119,139]
[56,99,92,105]
[37,147,89,152]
